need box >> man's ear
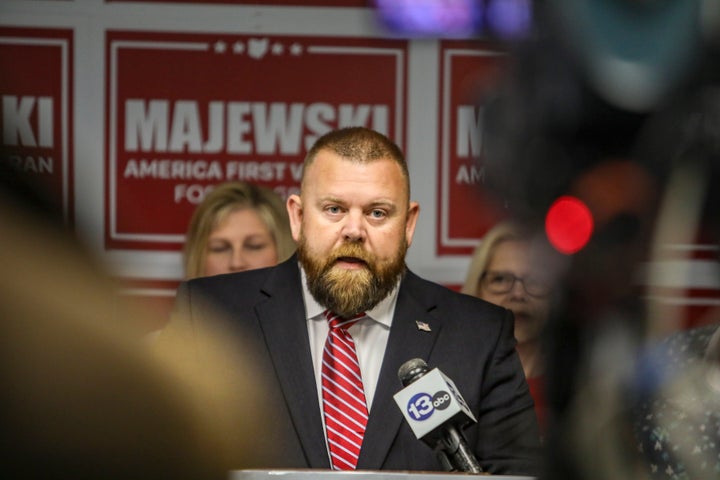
[405,201,420,247]
[286,194,303,242]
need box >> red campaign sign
[0,27,74,222]
[106,31,407,250]
[437,40,507,256]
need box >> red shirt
[526,375,545,435]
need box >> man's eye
[326,206,341,214]
[370,209,386,219]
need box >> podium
[231,469,536,480]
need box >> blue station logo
[406,390,452,421]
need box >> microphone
[393,358,483,473]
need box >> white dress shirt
[301,264,398,413]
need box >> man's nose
[341,210,366,242]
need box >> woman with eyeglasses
[462,221,555,433]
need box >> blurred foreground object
[548,0,710,113]
[483,0,720,222]
[632,323,720,479]
[0,165,273,479]
[479,2,720,479]
[626,82,720,479]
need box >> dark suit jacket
[173,255,541,475]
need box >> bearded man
[171,127,541,475]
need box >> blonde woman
[183,182,295,279]
[462,221,554,431]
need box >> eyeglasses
[480,271,551,297]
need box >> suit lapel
[358,271,441,469]
[255,259,330,468]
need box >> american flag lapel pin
[415,320,431,332]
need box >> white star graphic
[233,41,245,54]
[214,40,227,54]
[290,42,303,56]
[271,42,284,55]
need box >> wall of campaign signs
[1,0,718,332]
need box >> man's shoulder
[184,258,299,298]
[191,264,275,286]
[174,259,302,325]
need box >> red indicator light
[545,196,594,254]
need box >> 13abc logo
[406,390,452,421]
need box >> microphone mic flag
[393,358,483,473]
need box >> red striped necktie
[321,310,368,470]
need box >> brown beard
[297,236,407,318]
